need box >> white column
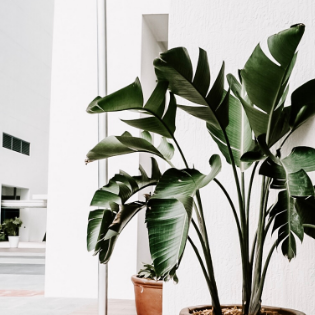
[46,0,99,298]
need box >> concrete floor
[0,242,136,315]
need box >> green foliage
[2,217,23,236]
[85,24,315,315]
[137,262,175,282]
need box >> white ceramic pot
[8,236,19,248]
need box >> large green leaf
[87,158,162,263]
[98,202,146,263]
[236,24,305,146]
[121,93,177,138]
[289,79,315,130]
[86,133,165,163]
[87,79,178,139]
[154,47,228,130]
[146,155,221,277]
[296,195,315,239]
[87,209,115,252]
[270,190,304,260]
[87,78,143,113]
[146,196,193,276]
[260,144,315,260]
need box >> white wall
[46,0,169,300]
[163,1,315,314]
[106,0,169,300]
[45,0,99,298]
[0,0,54,241]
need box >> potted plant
[2,217,23,248]
[131,263,166,315]
[86,24,315,315]
[0,224,6,241]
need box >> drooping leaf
[289,79,315,130]
[86,134,165,163]
[270,190,304,260]
[87,158,162,263]
[146,155,221,277]
[260,142,315,260]
[146,196,194,276]
[87,209,115,252]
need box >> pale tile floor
[0,243,136,315]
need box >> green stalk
[188,236,222,315]
[303,224,315,229]
[194,194,222,315]
[250,177,270,313]
[172,135,222,314]
[213,179,242,246]
[246,162,258,223]
[222,129,250,313]
[249,242,277,315]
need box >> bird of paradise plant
[86,24,315,315]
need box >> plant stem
[249,241,277,315]
[213,179,242,244]
[303,224,315,229]
[188,236,222,315]
[250,177,270,314]
[221,129,251,313]
[172,135,222,313]
[246,162,258,223]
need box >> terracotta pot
[131,275,163,315]
[179,304,305,315]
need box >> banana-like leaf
[236,24,305,146]
[86,133,165,163]
[141,131,153,144]
[270,190,304,260]
[98,202,146,264]
[289,79,315,131]
[146,155,221,277]
[157,137,175,161]
[146,196,193,276]
[87,158,162,263]
[121,92,177,138]
[296,195,315,239]
[260,144,315,260]
[87,209,115,252]
[154,47,228,130]
[87,79,178,139]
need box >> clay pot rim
[179,304,305,315]
[131,275,163,289]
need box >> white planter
[8,236,19,248]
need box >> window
[2,133,30,156]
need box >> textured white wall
[0,0,54,241]
[163,1,315,314]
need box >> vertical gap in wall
[137,14,169,272]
